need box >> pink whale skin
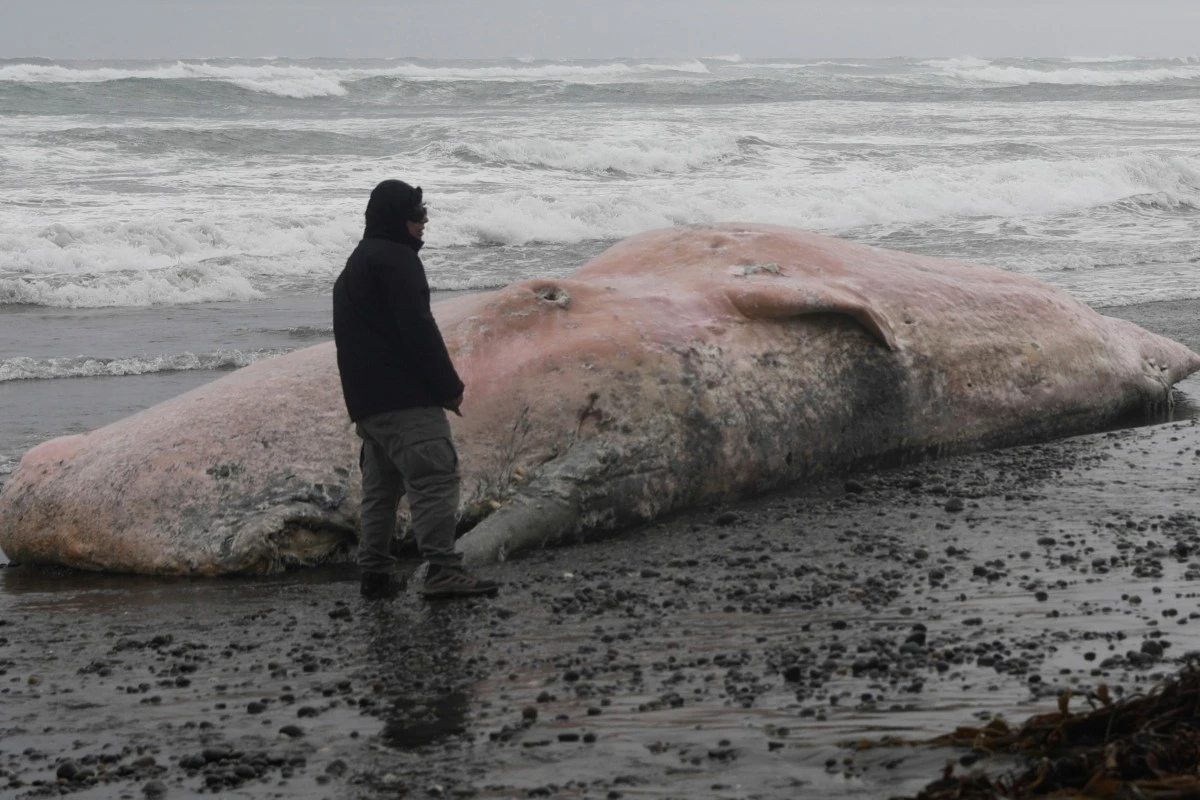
[1,224,1197,574]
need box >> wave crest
[441,131,745,175]
[0,349,289,382]
[0,263,264,308]
[926,58,1200,86]
[0,58,713,98]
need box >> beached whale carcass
[1,224,1197,574]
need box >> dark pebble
[279,725,305,738]
[179,754,205,770]
[201,747,230,763]
[714,512,739,526]
[142,779,168,798]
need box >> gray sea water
[2,55,1200,490]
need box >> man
[333,179,498,600]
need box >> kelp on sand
[886,666,1200,799]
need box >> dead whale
[1,224,1197,573]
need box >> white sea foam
[928,59,1200,86]
[4,57,1196,102]
[0,59,712,97]
[178,62,349,97]
[3,59,1199,313]
[921,56,993,70]
[427,152,1200,248]
[380,60,712,80]
[0,264,264,308]
[0,349,289,382]
[275,324,334,339]
[1064,55,1143,63]
[0,206,361,307]
[2,148,1196,308]
[0,62,352,98]
[442,131,742,175]
[725,61,873,70]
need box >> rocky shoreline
[2,406,1199,799]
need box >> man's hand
[444,393,464,416]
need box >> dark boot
[421,564,499,599]
[360,571,406,600]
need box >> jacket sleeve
[377,251,465,403]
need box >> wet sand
[1,301,1199,799]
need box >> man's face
[406,201,428,240]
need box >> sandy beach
[0,301,1196,799]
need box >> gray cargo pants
[355,406,463,573]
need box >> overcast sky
[2,0,1197,61]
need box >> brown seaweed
[891,667,1200,799]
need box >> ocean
[2,54,1199,530]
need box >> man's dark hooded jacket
[332,180,464,422]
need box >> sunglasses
[408,187,429,223]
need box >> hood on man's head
[363,179,427,243]
[366,180,425,225]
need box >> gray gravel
[2,410,1199,799]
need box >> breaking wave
[0,58,713,99]
[923,56,1200,86]
[0,263,265,308]
[2,56,1197,104]
[1,151,1196,307]
[440,131,748,175]
[0,349,291,382]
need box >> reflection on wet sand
[361,600,473,750]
